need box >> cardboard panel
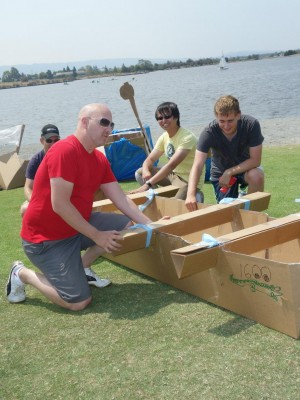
[268,239,300,263]
[212,250,300,338]
[222,191,271,211]
[114,193,271,256]
[0,152,29,190]
[171,214,300,279]
[224,217,300,255]
[92,185,179,212]
[106,232,217,301]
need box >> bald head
[78,103,111,120]
[75,103,114,152]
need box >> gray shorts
[22,212,130,304]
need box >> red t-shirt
[21,135,116,243]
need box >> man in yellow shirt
[132,101,204,201]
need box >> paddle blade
[120,82,134,100]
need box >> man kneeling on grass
[6,103,157,311]
[185,95,264,209]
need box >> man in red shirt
[6,103,153,311]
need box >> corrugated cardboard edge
[171,213,300,279]
[111,192,271,256]
[92,185,179,212]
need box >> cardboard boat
[171,213,300,339]
[91,190,300,338]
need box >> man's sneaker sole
[6,261,26,303]
[86,275,111,288]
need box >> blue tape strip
[201,233,221,248]
[194,233,221,248]
[238,198,251,210]
[128,224,153,248]
[219,197,236,204]
[138,188,156,212]
[219,197,251,210]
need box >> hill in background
[0,58,170,76]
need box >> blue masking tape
[201,233,221,248]
[219,197,236,204]
[138,188,156,212]
[219,197,250,210]
[194,233,221,248]
[128,224,153,248]
[238,198,250,210]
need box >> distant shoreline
[2,54,299,90]
[0,72,139,90]
[0,79,67,90]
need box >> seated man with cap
[20,124,60,217]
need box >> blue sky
[1,0,299,66]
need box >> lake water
[0,55,299,158]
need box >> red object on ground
[220,176,237,193]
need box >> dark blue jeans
[211,174,247,203]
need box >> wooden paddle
[119,82,152,154]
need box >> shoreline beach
[188,116,300,148]
[260,117,300,147]
[18,116,300,161]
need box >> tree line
[1,49,299,83]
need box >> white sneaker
[6,261,26,303]
[85,268,111,288]
[238,191,247,198]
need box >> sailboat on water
[219,53,228,70]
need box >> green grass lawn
[1,145,300,400]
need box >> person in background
[6,103,159,310]
[185,95,264,211]
[20,124,60,217]
[131,101,204,201]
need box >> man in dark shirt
[185,95,264,209]
[20,124,60,217]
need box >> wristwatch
[145,180,152,188]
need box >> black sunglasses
[90,117,114,130]
[156,115,172,121]
[45,138,60,144]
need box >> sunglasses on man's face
[45,138,60,144]
[89,117,115,130]
[156,115,172,121]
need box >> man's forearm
[24,188,32,202]
[114,195,152,225]
[225,158,260,177]
[146,163,173,185]
[24,180,34,201]
[142,157,154,173]
[187,166,203,196]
